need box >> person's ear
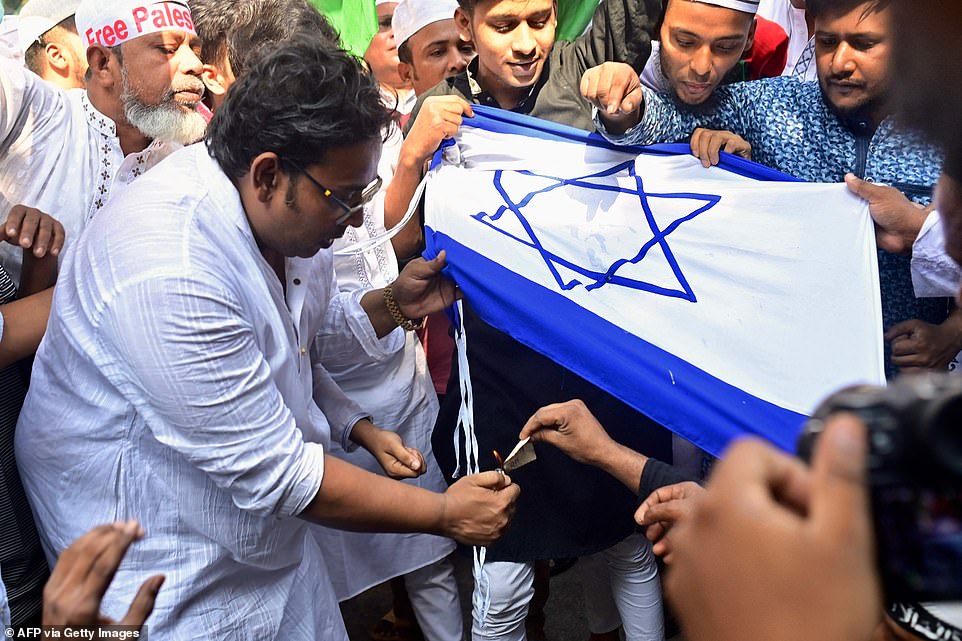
[454,7,473,43]
[86,44,118,89]
[201,63,230,97]
[44,41,70,74]
[250,153,283,204]
[398,60,414,86]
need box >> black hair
[398,40,413,65]
[23,15,77,76]
[806,0,890,20]
[206,36,392,180]
[192,0,341,75]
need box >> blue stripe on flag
[451,105,804,183]
[425,227,808,457]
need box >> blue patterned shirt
[599,77,950,377]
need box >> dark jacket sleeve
[637,458,695,504]
[533,0,663,131]
[578,0,663,72]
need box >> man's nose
[512,23,537,57]
[690,46,712,78]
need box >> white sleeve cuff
[911,210,962,298]
[278,441,326,518]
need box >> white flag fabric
[423,106,885,456]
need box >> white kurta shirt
[319,123,453,600]
[15,143,395,640]
[0,16,20,64]
[0,60,177,281]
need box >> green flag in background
[311,0,596,56]
[310,0,378,58]
[556,0,601,41]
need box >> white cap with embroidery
[75,0,195,48]
[392,0,458,49]
[695,0,759,14]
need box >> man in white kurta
[15,141,376,639]
[0,0,206,281]
[0,60,179,280]
[15,37,518,640]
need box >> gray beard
[120,64,207,145]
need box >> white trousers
[580,534,664,641]
[471,534,663,641]
[405,556,464,641]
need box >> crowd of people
[0,0,959,639]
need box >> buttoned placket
[81,94,125,224]
[286,260,310,373]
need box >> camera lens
[926,393,962,479]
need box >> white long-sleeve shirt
[0,60,176,281]
[0,15,20,64]
[318,123,454,601]
[15,143,395,640]
[912,210,962,298]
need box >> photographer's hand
[666,416,882,641]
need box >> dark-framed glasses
[288,160,383,225]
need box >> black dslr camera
[798,374,962,602]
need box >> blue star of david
[470,160,721,303]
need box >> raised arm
[519,399,649,494]
[575,0,664,72]
[385,97,474,259]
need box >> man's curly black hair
[206,36,392,181]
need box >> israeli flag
[423,106,885,457]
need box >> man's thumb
[844,173,878,201]
[474,470,512,489]
[810,414,870,538]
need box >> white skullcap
[694,0,759,14]
[76,0,195,48]
[375,0,396,6]
[392,0,458,48]
[17,0,80,53]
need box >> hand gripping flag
[423,106,885,458]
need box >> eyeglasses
[287,160,383,225]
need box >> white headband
[392,0,458,49]
[76,0,195,48]
[695,0,759,14]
